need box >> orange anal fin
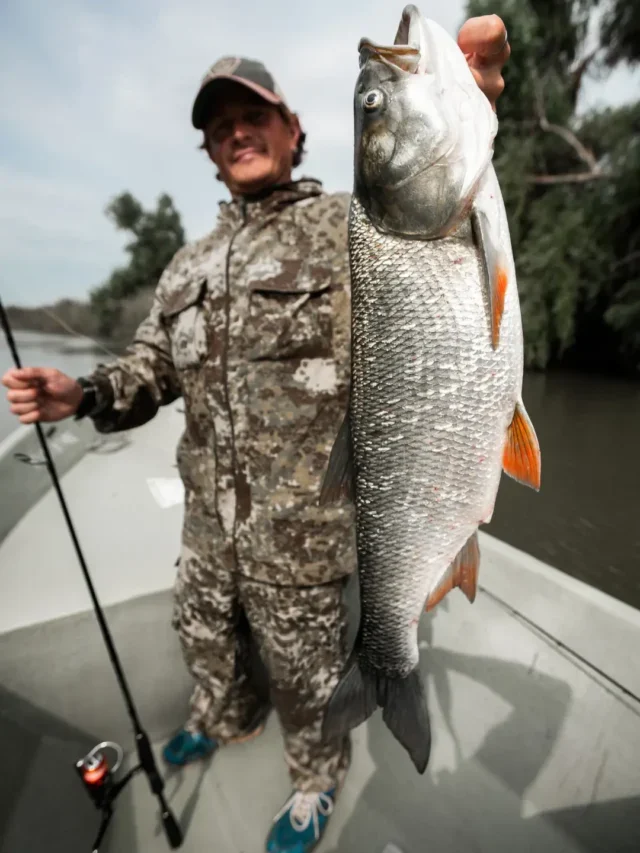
[503,400,541,490]
[426,532,480,612]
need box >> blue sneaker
[162,718,266,766]
[162,728,217,766]
[266,788,336,853]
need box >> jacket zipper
[221,200,247,568]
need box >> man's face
[203,84,300,196]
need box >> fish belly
[349,197,522,676]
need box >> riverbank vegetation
[6,0,639,374]
[5,192,185,353]
[467,0,639,374]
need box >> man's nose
[230,119,253,141]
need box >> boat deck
[106,579,640,853]
[1,402,639,853]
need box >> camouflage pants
[171,544,352,793]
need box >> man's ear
[206,143,218,167]
[288,113,302,153]
[199,132,217,165]
[200,138,222,180]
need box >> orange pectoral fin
[426,531,480,611]
[471,206,509,349]
[503,401,542,490]
[492,265,509,349]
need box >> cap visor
[192,75,284,129]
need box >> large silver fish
[320,5,541,773]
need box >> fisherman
[3,16,510,852]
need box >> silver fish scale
[348,195,522,677]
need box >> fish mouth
[358,4,429,74]
[358,39,421,73]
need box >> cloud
[1,0,638,307]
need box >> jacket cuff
[74,374,115,421]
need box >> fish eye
[363,89,384,111]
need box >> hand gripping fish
[319,5,541,774]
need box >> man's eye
[210,123,230,142]
[247,111,269,125]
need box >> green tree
[601,0,640,66]
[465,0,640,373]
[90,192,185,337]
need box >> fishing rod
[0,296,183,852]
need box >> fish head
[353,4,498,238]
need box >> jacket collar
[218,177,324,224]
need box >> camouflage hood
[218,178,325,223]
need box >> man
[3,16,510,852]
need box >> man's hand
[458,14,510,111]
[2,367,84,424]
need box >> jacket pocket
[160,275,208,370]
[246,260,334,361]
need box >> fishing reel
[75,741,123,807]
[75,741,136,852]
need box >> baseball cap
[191,56,289,129]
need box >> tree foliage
[90,192,185,338]
[465,0,640,373]
[601,0,640,66]
[22,2,638,372]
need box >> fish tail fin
[322,648,378,739]
[323,644,432,775]
[378,669,432,774]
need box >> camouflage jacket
[85,178,356,586]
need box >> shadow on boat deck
[2,575,638,852]
[324,614,639,853]
[0,685,101,853]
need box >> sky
[1,0,639,307]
